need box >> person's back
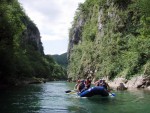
[101,80,110,90]
[95,79,102,86]
[74,79,81,90]
[77,80,85,92]
[85,77,92,89]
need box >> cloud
[41,34,64,41]
[19,0,85,40]
[19,0,85,54]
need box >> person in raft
[94,79,103,86]
[76,79,85,92]
[94,79,110,90]
[84,76,92,89]
[79,76,92,93]
[74,78,81,90]
[73,77,85,92]
[75,76,92,93]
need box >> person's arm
[85,80,91,87]
[94,80,99,86]
[106,83,110,90]
[74,84,78,90]
[77,83,81,92]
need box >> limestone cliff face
[67,0,150,81]
[68,15,85,60]
[22,19,44,54]
[0,0,67,85]
[27,24,43,54]
[68,0,129,59]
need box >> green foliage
[0,0,67,84]
[52,53,68,68]
[82,21,97,42]
[68,0,150,80]
[114,0,131,9]
[138,0,150,17]
[68,45,83,79]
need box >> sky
[18,0,85,55]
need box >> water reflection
[0,84,43,113]
[0,82,150,113]
[68,106,88,113]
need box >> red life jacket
[85,79,91,88]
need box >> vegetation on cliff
[0,0,66,85]
[68,0,150,80]
[52,53,68,68]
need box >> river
[0,81,150,113]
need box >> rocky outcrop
[67,0,150,87]
[22,19,44,54]
[117,83,128,90]
[68,15,85,60]
[67,0,132,77]
[21,77,46,85]
[108,75,150,90]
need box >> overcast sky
[18,0,85,55]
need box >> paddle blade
[112,93,116,96]
[65,90,72,93]
[109,93,116,97]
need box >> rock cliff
[22,18,44,54]
[67,0,150,89]
[0,0,67,85]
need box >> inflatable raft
[78,86,109,97]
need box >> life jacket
[102,82,107,89]
[97,80,102,86]
[79,80,85,92]
[77,80,80,83]
[85,79,91,88]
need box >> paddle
[106,89,116,97]
[65,90,72,93]
[69,91,77,94]
[65,90,77,94]
[109,92,116,97]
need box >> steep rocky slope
[0,0,66,85]
[67,0,150,88]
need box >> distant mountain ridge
[52,53,68,68]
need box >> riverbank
[68,75,150,90]
[107,75,150,90]
[0,77,47,90]
[0,77,68,90]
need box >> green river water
[0,81,150,113]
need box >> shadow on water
[0,84,43,113]
[68,106,88,113]
[66,94,117,113]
